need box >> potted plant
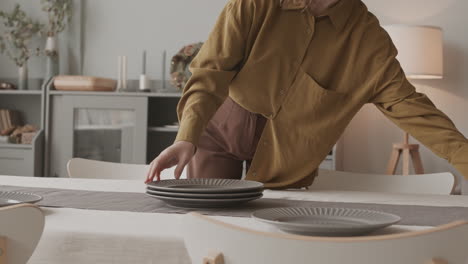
[0,4,42,90]
[40,0,73,81]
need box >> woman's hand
[145,141,196,183]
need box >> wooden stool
[387,133,424,175]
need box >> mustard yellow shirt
[175,0,468,188]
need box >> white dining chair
[0,204,45,264]
[66,157,187,180]
[183,212,468,264]
[309,169,456,195]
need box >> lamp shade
[384,25,443,79]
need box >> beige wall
[343,0,468,190]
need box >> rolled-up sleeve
[369,28,468,179]
[175,0,253,146]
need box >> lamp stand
[386,132,425,175]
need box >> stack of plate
[146,179,264,208]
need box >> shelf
[0,142,33,149]
[148,126,179,132]
[74,124,134,131]
[0,90,42,95]
[49,90,182,98]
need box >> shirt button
[279,89,285,95]
[252,172,257,177]
[306,28,312,34]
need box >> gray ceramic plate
[146,188,263,199]
[147,179,264,194]
[252,207,401,237]
[0,191,43,207]
[146,192,263,208]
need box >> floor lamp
[383,25,444,175]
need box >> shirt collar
[279,0,356,31]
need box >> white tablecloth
[1,176,467,264]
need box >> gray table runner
[2,185,468,227]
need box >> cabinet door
[50,95,148,178]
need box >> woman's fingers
[146,160,159,183]
[175,148,194,179]
[146,151,177,183]
[174,158,187,180]
[145,141,196,183]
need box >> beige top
[175,0,468,188]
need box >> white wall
[0,0,226,80]
[1,0,467,188]
[81,0,226,79]
[0,0,81,79]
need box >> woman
[146,0,468,189]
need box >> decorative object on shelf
[139,50,150,92]
[21,131,38,145]
[0,82,16,90]
[0,109,23,135]
[18,65,28,90]
[384,25,443,175]
[54,75,116,91]
[170,42,203,90]
[40,0,72,84]
[0,108,37,144]
[10,125,38,144]
[0,4,43,90]
[117,56,128,91]
[162,50,167,89]
[44,35,59,83]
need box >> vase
[44,35,59,82]
[18,64,28,90]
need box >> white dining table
[2,175,468,264]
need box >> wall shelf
[148,126,179,132]
[49,90,182,98]
[0,142,33,149]
[0,130,44,176]
[74,124,135,131]
[0,90,42,95]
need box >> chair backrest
[0,204,45,264]
[67,158,186,180]
[183,213,468,264]
[309,169,456,195]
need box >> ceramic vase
[45,35,59,82]
[18,64,28,90]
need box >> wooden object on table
[387,132,424,175]
[67,157,187,180]
[183,213,468,264]
[314,169,455,195]
[54,75,117,92]
[0,204,44,264]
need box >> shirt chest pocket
[282,67,349,123]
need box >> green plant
[41,0,72,37]
[0,4,43,67]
